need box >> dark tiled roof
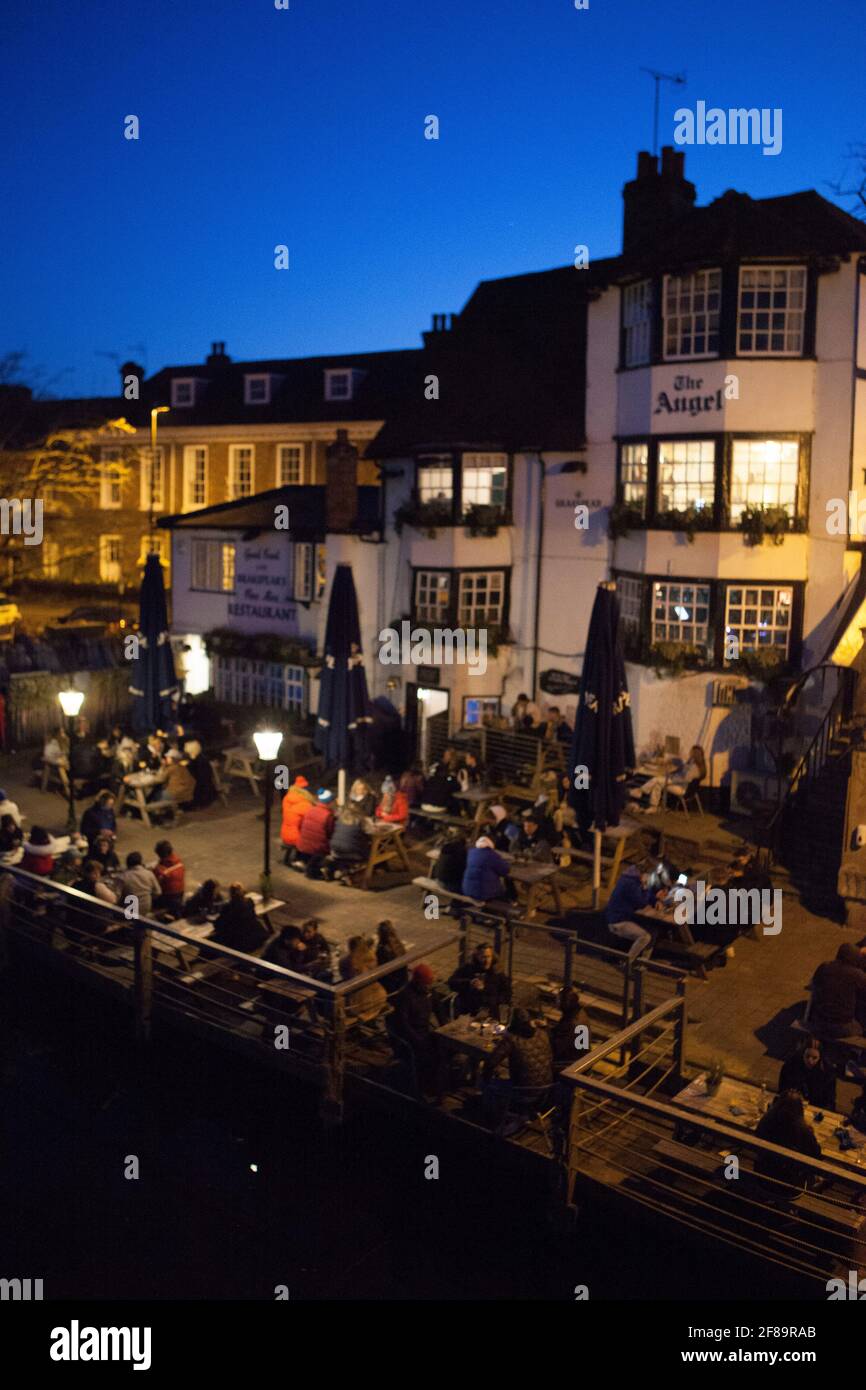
[615,189,866,278]
[157,484,380,536]
[0,388,120,449]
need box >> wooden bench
[792,996,866,1055]
[411,875,512,920]
[653,1137,722,1175]
[222,746,262,797]
[119,783,178,829]
[792,1191,866,1235]
[653,936,724,980]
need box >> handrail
[764,664,857,847]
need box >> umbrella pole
[337,767,346,809]
[592,827,601,910]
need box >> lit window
[737,266,806,355]
[623,280,653,366]
[191,538,235,593]
[730,439,799,522]
[463,695,500,727]
[417,456,453,503]
[657,439,715,514]
[461,453,507,511]
[140,447,165,511]
[652,582,711,647]
[171,378,196,407]
[244,374,271,405]
[183,446,208,509]
[277,443,305,486]
[415,570,450,623]
[616,575,643,632]
[99,534,122,584]
[663,270,721,359]
[725,585,792,659]
[99,448,123,509]
[228,445,254,498]
[620,443,649,513]
[325,369,352,401]
[458,571,504,626]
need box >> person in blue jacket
[604,864,664,962]
[462,835,512,905]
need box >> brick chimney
[622,146,696,253]
[206,340,232,368]
[325,429,359,532]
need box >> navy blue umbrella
[314,563,372,773]
[568,581,636,903]
[129,553,178,735]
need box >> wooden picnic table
[359,821,412,889]
[453,786,501,829]
[674,1073,866,1176]
[222,745,262,797]
[118,779,176,829]
[507,860,563,918]
[436,1015,506,1061]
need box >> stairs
[777,723,859,919]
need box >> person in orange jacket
[281,775,315,864]
[375,775,409,824]
[293,788,336,877]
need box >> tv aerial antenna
[640,68,687,156]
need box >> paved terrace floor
[1,751,862,1108]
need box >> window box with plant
[608,501,646,540]
[653,504,716,543]
[737,506,806,547]
[462,502,504,537]
[393,494,454,537]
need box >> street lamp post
[149,406,169,546]
[252,729,283,897]
[57,688,85,833]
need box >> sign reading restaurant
[226,539,299,635]
[653,371,739,418]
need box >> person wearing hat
[392,963,443,1099]
[183,740,218,809]
[374,775,409,825]
[461,835,512,907]
[485,804,520,853]
[50,842,84,886]
[324,799,372,881]
[0,812,23,867]
[280,775,315,864]
[293,788,335,877]
[482,1006,554,1090]
[0,788,21,828]
[513,808,556,863]
[89,831,120,876]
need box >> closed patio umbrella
[314,563,372,791]
[129,553,178,735]
[567,581,636,906]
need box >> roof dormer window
[171,377,197,408]
[244,373,272,405]
[324,368,353,401]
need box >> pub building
[369,146,866,790]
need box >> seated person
[376,919,407,991]
[182,878,224,922]
[810,944,866,1038]
[398,765,425,808]
[550,986,591,1070]
[511,693,541,730]
[280,775,315,863]
[183,740,218,809]
[392,963,442,1098]
[113,852,161,918]
[298,917,331,976]
[449,943,511,1020]
[375,775,409,824]
[348,778,377,818]
[778,1037,836,1111]
[152,840,185,916]
[0,812,23,866]
[540,705,572,743]
[0,788,22,827]
[264,924,309,973]
[603,864,664,962]
[483,1006,554,1088]
[211,882,268,954]
[21,826,60,877]
[293,788,335,877]
[90,831,120,876]
[69,731,104,787]
[513,809,556,862]
[629,745,706,813]
[456,751,485,791]
[754,1090,821,1194]
[72,857,118,906]
[325,802,371,880]
[461,836,512,906]
[43,727,69,770]
[435,829,468,893]
[140,734,166,772]
[51,844,85,886]
[340,935,387,1019]
[80,790,117,846]
[158,749,196,806]
[485,804,520,853]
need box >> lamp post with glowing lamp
[57,688,85,832]
[253,729,283,896]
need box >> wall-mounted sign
[653,372,723,418]
[540,668,580,696]
[226,539,299,635]
[416,666,440,686]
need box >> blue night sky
[2,0,862,397]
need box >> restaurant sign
[540,668,581,696]
[226,539,299,635]
[653,371,739,419]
